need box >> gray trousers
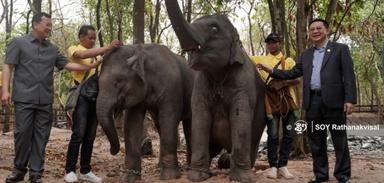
[13,102,53,176]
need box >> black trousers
[65,96,98,174]
[306,94,351,181]
[266,111,295,168]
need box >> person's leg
[266,115,279,179]
[325,108,351,181]
[306,95,329,180]
[266,115,279,168]
[29,103,53,177]
[80,99,97,174]
[6,102,34,181]
[278,111,295,167]
[65,96,87,173]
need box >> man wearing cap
[257,19,355,183]
[251,33,299,180]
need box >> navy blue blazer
[271,41,357,110]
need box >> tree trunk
[27,0,41,14]
[296,0,308,55]
[325,0,338,27]
[267,0,289,56]
[25,10,32,34]
[133,0,145,44]
[105,0,114,41]
[96,0,104,47]
[48,0,52,15]
[3,0,12,133]
[246,0,256,55]
[115,0,123,41]
[149,0,161,43]
[292,0,311,157]
[267,0,276,33]
[186,0,192,23]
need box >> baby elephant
[165,0,266,182]
[96,44,194,182]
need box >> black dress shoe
[29,175,42,183]
[5,172,25,183]
[308,177,329,183]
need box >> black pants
[306,94,351,181]
[65,96,98,174]
[266,111,295,168]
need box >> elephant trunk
[164,0,203,51]
[96,93,120,155]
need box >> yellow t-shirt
[68,44,95,83]
[67,44,96,83]
[250,52,298,105]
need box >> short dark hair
[78,25,96,39]
[32,12,51,25]
[309,18,329,28]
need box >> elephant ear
[126,49,144,78]
[229,38,245,66]
[229,25,245,66]
[126,48,148,92]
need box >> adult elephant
[96,44,194,182]
[164,1,266,183]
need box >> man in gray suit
[257,18,356,183]
[2,12,103,183]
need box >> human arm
[73,39,120,59]
[64,59,102,71]
[340,44,357,115]
[270,55,304,80]
[269,79,300,91]
[1,64,13,106]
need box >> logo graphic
[286,124,292,130]
[294,120,307,134]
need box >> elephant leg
[123,106,146,183]
[250,108,266,167]
[157,107,180,180]
[182,119,192,166]
[228,101,255,183]
[188,100,212,182]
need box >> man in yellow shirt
[251,33,299,180]
[64,25,120,183]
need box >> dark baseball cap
[264,33,281,43]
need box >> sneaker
[64,171,78,182]
[278,166,294,179]
[266,167,277,179]
[79,171,102,183]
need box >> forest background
[0,0,383,121]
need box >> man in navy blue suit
[257,18,356,183]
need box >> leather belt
[310,90,322,96]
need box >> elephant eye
[211,26,218,34]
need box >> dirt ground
[1,126,384,183]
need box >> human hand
[1,91,10,106]
[256,64,272,73]
[344,102,353,115]
[107,39,121,50]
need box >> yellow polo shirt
[67,44,96,83]
[250,52,298,105]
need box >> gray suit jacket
[271,41,357,110]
